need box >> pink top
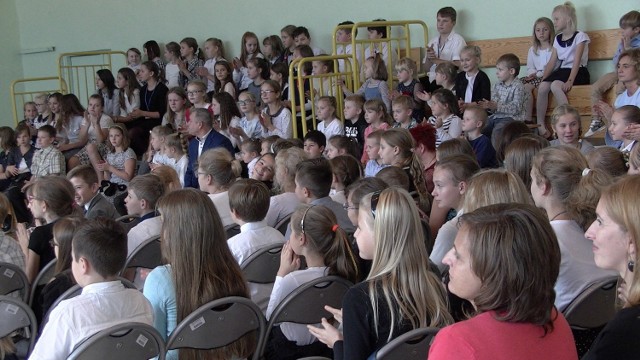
[361,122,390,163]
[429,310,578,360]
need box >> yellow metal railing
[289,54,355,138]
[58,50,127,107]
[332,20,428,90]
[10,77,67,126]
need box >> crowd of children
[2,3,640,360]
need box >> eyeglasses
[260,90,276,94]
[187,90,204,95]
[342,203,358,211]
[237,100,254,106]
[370,190,382,219]
[300,205,315,234]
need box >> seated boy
[294,158,355,233]
[31,125,65,177]
[391,95,418,129]
[29,218,153,359]
[227,179,285,312]
[478,53,527,147]
[303,130,326,159]
[422,7,466,89]
[462,105,498,168]
[335,21,362,73]
[364,19,396,68]
[67,164,118,219]
[364,130,388,177]
[343,95,368,151]
[293,26,325,56]
[125,173,165,255]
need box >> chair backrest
[274,214,292,236]
[0,262,29,302]
[67,322,165,360]
[259,276,353,357]
[0,295,38,355]
[225,224,241,239]
[28,258,58,307]
[166,296,265,360]
[241,243,283,284]
[122,235,163,272]
[563,276,619,329]
[374,327,440,360]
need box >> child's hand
[260,111,273,130]
[337,78,346,88]
[458,100,467,112]
[624,124,640,141]
[96,160,108,172]
[149,162,159,171]
[594,100,613,121]
[478,99,497,111]
[622,34,631,50]
[232,57,242,69]
[426,44,436,60]
[324,305,343,324]
[416,90,431,102]
[175,58,186,71]
[5,165,18,177]
[561,80,573,93]
[196,67,209,77]
[307,318,343,348]
[277,242,300,277]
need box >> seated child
[478,53,527,147]
[391,95,418,129]
[303,130,326,159]
[609,105,640,153]
[329,155,362,205]
[454,45,491,112]
[294,158,355,233]
[393,58,425,121]
[67,165,118,219]
[125,173,165,255]
[335,21,362,73]
[227,179,285,312]
[316,96,344,139]
[31,125,65,177]
[461,105,498,168]
[292,26,325,55]
[343,95,368,151]
[423,6,466,88]
[29,218,153,359]
[364,19,397,68]
[364,130,388,177]
[261,135,281,156]
[163,133,188,188]
[239,138,262,178]
[326,135,360,160]
[417,62,458,105]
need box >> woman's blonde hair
[197,148,241,190]
[359,188,452,340]
[600,175,640,307]
[158,189,254,359]
[463,169,533,213]
[532,146,612,230]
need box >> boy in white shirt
[423,7,467,89]
[30,218,153,360]
[227,179,285,312]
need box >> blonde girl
[316,96,344,140]
[427,89,462,148]
[231,91,262,141]
[177,37,204,89]
[197,37,226,95]
[98,124,136,186]
[32,93,52,132]
[537,2,590,137]
[260,80,293,138]
[197,148,242,227]
[309,188,452,358]
[266,204,358,359]
[454,45,491,110]
[341,54,391,112]
[113,67,140,123]
[163,133,188,187]
[214,60,237,99]
[162,87,189,132]
[523,17,555,121]
[233,32,265,91]
[361,99,391,163]
[146,125,173,171]
[164,42,182,88]
[530,145,615,310]
[549,104,594,154]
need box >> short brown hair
[619,10,640,29]
[228,179,271,222]
[376,166,410,190]
[67,164,99,186]
[464,104,488,128]
[72,218,128,278]
[392,94,413,110]
[437,6,457,22]
[459,203,559,332]
[128,173,165,209]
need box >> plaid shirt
[491,78,527,121]
[30,145,65,177]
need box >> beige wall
[1,0,636,126]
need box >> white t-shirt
[526,47,553,77]
[424,31,467,82]
[83,113,114,143]
[165,63,180,88]
[203,58,218,92]
[318,118,344,139]
[554,31,590,69]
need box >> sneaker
[585,118,605,137]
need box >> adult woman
[583,175,640,359]
[127,61,169,155]
[265,147,307,227]
[143,189,254,360]
[429,203,578,359]
[16,176,76,282]
[309,187,452,359]
[531,146,615,310]
[197,148,241,227]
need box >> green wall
[0,0,23,127]
[1,0,636,126]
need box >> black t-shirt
[28,221,56,272]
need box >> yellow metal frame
[10,77,68,126]
[288,54,354,138]
[332,20,428,91]
[58,50,127,107]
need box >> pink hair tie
[331,224,339,232]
